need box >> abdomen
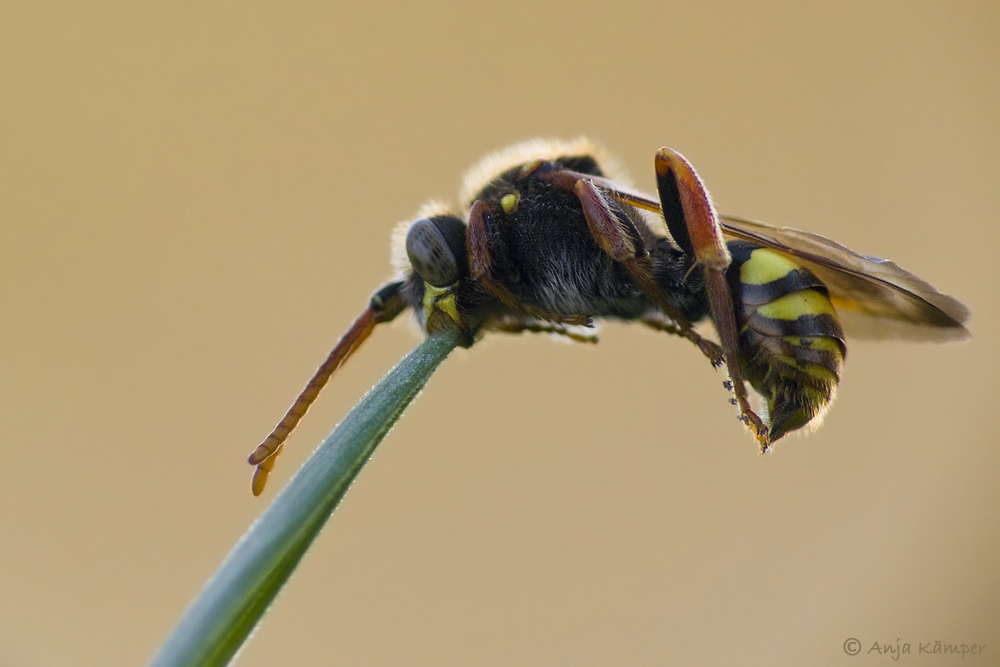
[727,241,847,442]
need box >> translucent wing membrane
[718,215,970,342]
[605,188,969,342]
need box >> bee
[247,138,969,495]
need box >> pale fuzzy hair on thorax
[459,137,630,205]
[391,139,630,279]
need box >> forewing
[719,215,970,341]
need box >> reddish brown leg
[654,148,768,447]
[247,282,407,495]
[640,314,723,366]
[467,199,591,327]
[573,179,646,261]
[530,164,721,365]
[494,317,599,343]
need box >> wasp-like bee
[247,138,969,495]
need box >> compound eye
[405,217,461,287]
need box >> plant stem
[152,327,462,667]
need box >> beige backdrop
[1,2,996,665]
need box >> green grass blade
[152,327,462,667]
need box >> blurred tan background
[1,2,997,665]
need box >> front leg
[466,199,591,327]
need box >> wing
[600,186,969,342]
[718,215,970,342]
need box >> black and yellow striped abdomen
[726,241,847,443]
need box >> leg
[530,162,724,366]
[493,316,599,343]
[640,313,723,366]
[654,148,768,447]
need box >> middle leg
[529,161,724,366]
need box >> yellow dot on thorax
[500,193,519,214]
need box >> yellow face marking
[758,289,837,320]
[740,248,801,285]
[422,282,462,327]
[500,193,519,214]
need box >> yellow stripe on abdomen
[739,247,801,285]
[758,289,837,320]
[729,242,847,443]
